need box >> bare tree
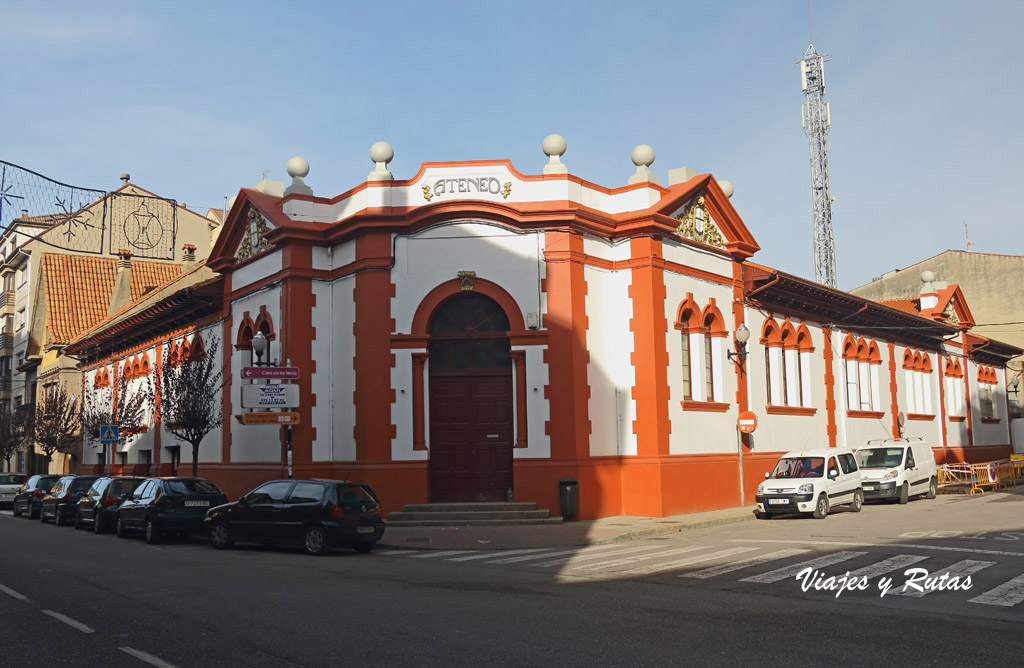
[82,370,150,475]
[0,410,23,471]
[32,383,82,467]
[155,334,224,477]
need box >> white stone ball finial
[284,156,313,196]
[631,144,655,167]
[718,179,735,199]
[368,142,394,181]
[628,144,659,185]
[542,134,567,174]
[921,270,935,284]
[286,156,310,179]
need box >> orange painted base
[932,445,1012,466]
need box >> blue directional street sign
[99,425,120,443]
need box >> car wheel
[353,541,376,554]
[54,511,65,527]
[74,511,84,530]
[755,512,774,520]
[812,493,829,519]
[303,526,329,556]
[39,509,49,523]
[927,477,938,499]
[94,514,105,534]
[116,517,128,538]
[850,489,863,513]
[209,522,234,550]
[145,520,161,545]
[29,506,38,520]
[12,503,21,518]
[898,482,909,505]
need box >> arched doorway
[428,293,513,502]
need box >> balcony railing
[0,290,13,314]
[0,333,12,355]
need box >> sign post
[736,412,758,506]
[98,425,120,477]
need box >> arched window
[427,294,511,372]
[675,294,701,401]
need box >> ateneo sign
[241,384,300,408]
[429,177,503,197]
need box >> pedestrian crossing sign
[100,425,119,443]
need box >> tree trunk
[191,442,200,477]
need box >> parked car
[0,473,26,508]
[205,478,386,556]
[12,474,62,519]
[116,477,227,544]
[40,475,100,525]
[855,438,938,503]
[756,448,863,519]
[75,475,146,533]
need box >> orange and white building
[66,139,1021,518]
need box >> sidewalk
[379,505,757,551]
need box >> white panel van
[854,438,938,503]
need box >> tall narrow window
[703,333,713,401]
[681,333,691,400]
[765,347,773,405]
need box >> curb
[591,512,757,544]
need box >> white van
[854,438,938,503]
[756,448,863,519]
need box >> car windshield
[856,448,905,469]
[70,479,95,493]
[166,480,222,495]
[771,457,826,479]
[0,474,24,484]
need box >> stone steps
[386,502,562,527]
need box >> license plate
[768,498,789,505]
[357,526,374,534]
[863,484,876,490]
[184,500,209,507]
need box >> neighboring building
[0,179,219,475]
[64,142,1022,519]
[851,251,1024,372]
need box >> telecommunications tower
[798,41,835,287]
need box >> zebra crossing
[378,540,1024,608]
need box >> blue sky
[1,1,1021,290]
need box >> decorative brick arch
[411,278,525,335]
[761,317,782,347]
[795,323,814,352]
[674,293,702,331]
[701,299,727,338]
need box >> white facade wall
[310,281,337,462]
[664,268,735,455]
[231,251,282,292]
[584,250,636,457]
[330,274,357,462]
[230,290,283,463]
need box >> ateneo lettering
[432,177,502,198]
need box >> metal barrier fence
[938,459,1020,495]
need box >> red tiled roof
[41,253,182,344]
[877,298,921,315]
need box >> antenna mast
[798,7,836,287]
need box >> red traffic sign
[241,412,301,425]
[737,411,758,434]
[242,366,300,379]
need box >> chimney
[919,270,939,312]
[107,249,133,316]
[120,173,130,186]
[182,244,196,272]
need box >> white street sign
[241,384,300,408]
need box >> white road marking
[120,647,180,668]
[375,549,412,555]
[888,560,994,598]
[680,549,813,579]
[487,544,624,565]
[0,583,27,601]
[969,573,1024,607]
[406,550,478,559]
[741,551,867,583]
[448,548,549,562]
[624,547,758,575]
[526,545,667,568]
[729,538,1024,558]
[42,610,94,633]
[847,554,930,579]
[573,546,715,572]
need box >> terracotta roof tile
[41,253,182,345]
[878,298,921,315]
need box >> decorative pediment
[236,207,272,261]
[942,302,959,326]
[674,194,724,248]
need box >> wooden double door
[427,293,514,503]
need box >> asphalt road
[1,491,1022,667]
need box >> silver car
[0,473,26,508]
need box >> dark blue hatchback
[116,477,227,544]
